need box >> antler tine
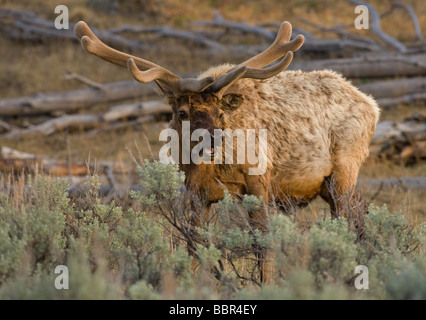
[75,21,177,76]
[208,52,293,98]
[75,21,216,97]
[127,58,177,83]
[206,22,302,98]
[206,66,248,96]
[243,51,293,79]
[239,21,304,69]
[75,21,187,95]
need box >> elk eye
[219,113,224,120]
[178,111,188,120]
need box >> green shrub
[0,166,425,299]
[0,176,71,284]
[130,160,185,207]
[363,204,426,258]
[308,224,358,286]
[113,209,169,287]
[384,256,426,300]
[128,280,162,300]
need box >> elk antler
[74,21,214,97]
[238,21,304,69]
[207,21,303,98]
[75,21,302,99]
[207,51,294,97]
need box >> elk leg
[320,162,368,240]
[245,174,272,283]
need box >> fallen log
[369,114,426,163]
[0,146,89,176]
[375,92,426,108]
[2,100,170,138]
[0,80,156,116]
[2,54,426,119]
[0,158,88,176]
[290,54,426,78]
[0,146,135,177]
[358,177,426,190]
[357,77,426,107]
[358,77,426,99]
[86,115,155,136]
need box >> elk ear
[221,93,244,111]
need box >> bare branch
[63,71,105,90]
[346,0,407,52]
[381,1,424,42]
[295,17,380,48]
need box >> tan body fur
[173,64,380,226]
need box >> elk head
[74,21,304,161]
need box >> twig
[369,180,384,201]
[102,164,122,199]
[63,71,105,90]
[143,132,155,161]
[65,130,72,178]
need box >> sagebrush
[0,162,425,299]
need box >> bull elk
[74,20,380,282]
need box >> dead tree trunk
[290,54,426,78]
[0,80,157,116]
[358,77,426,107]
[2,100,170,138]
